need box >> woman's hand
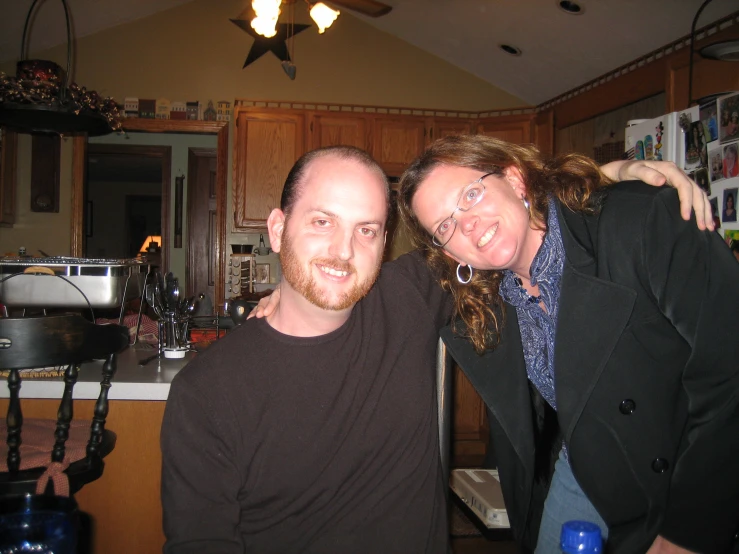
[601,160,714,231]
[247,286,281,319]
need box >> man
[161,145,710,553]
[161,146,452,553]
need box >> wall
[0,135,73,256]
[556,94,666,157]
[0,0,525,264]
[0,0,523,112]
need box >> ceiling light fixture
[700,40,739,62]
[557,1,584,15]
[251,0,282,38]
[500,44,522,56]
[310,2,340,34]
[688,0,739,106]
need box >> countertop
[0,345,195,402]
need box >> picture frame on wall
[255,263,270,284]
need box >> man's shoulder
[172,321,261,389]
[377,250,433,288]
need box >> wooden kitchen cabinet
[428,118,474,144]
[308,113,371,151]
[477,114,535,144]
[232,109,305,230]
[372,116,427,176]
[452,364,489,468]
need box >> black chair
[0,314,129,497]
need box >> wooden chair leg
[52,364,80,464]
[6,368,22,472]
[87,354,117,458]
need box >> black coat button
[652,458,669,473]
[619,399,636,414]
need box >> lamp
[251,0,282,37]
[139,236,162,254]
[310,2,340,34]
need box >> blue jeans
[535,449,609,554]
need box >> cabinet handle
[310,121,313,132]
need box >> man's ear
[267,209,286,253]
[504,166,527,195]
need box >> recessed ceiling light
[500,44,522,56]
[558,1,584,15]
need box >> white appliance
[625,93,739,242]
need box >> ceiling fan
[318,0,392,17]
[249,0,392,39]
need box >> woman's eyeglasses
[432,173,494,247]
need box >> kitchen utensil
[138,352,160,367]
[253,234,271,256]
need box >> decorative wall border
[234,99,536,119]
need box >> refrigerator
[625,92,739,244]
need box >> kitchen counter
[0,345,195,401]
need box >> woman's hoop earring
[456,263,473,285]
[522,195,531,212]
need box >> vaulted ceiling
[1,0,736,105]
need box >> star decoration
[231,14,310,68]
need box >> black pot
[230,299,258,325]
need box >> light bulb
[310,2,340,34]
[251,0,282,37]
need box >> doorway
[85,145,171,269]
[70,120,229,313]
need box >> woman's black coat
[442,182,739,553]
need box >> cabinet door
[477,115,534,144]
[452,364,489,467]
[428,119,474,145]
[309,114,370,150]
[233,111,305,230]
[372,117,426,176]
[0,129,17,227]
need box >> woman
[397,135,739,554]
[724,143,738,179]
[724,192,736,223]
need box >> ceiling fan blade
[327,0,392,17]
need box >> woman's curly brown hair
[397,135,610,354]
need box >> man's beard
[279,228,381,311]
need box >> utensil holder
[160,312,190,358]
